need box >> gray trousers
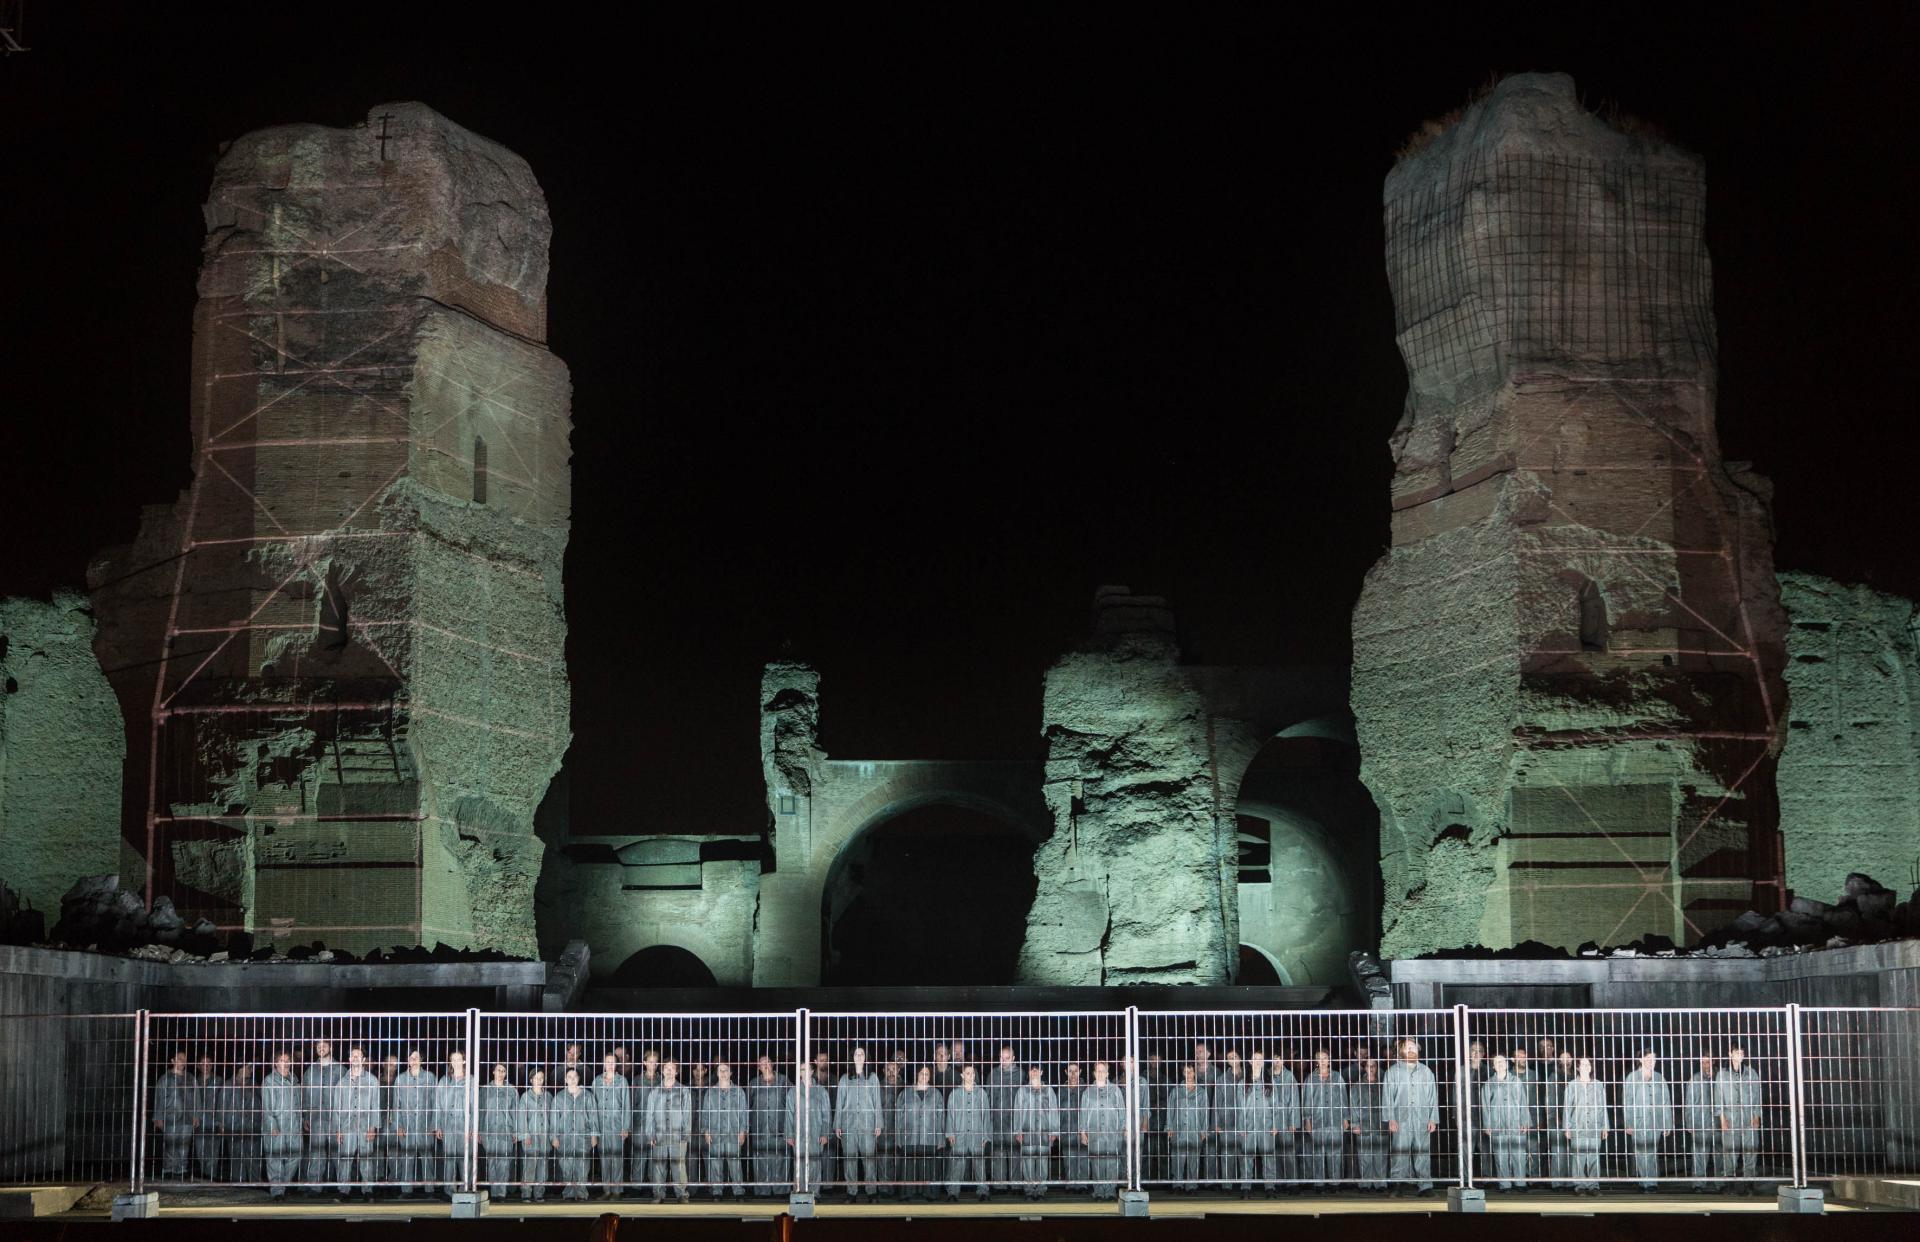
[1720,1125,1759,1179]
[265,1133,301,1193]
[483,1141,514,1196]
[1356,1135,1388,1188]
[990,1134,1016,1187]
[304,1129,336,1183]
[1020,1143,1051,1190]
[651,1138,689,1198]
[1570,1134,1601,1189]
[519,1143,549,1199]
[229,1133,260,1183]
[334,1133,376,1193]
[440,1135,468,1190]
[1548,1132,1571,1185]
[557,1141,591,1199]
[708,1141,745,1194]
[1090,1147,1123,1198]
[194,1132,225,1180]
[750,1141,787,1194]
[1634,1136,1662,1186]
[1389,1129,1432,1190]
[1305,1132,1341,1183]
[949,1146,988,1195]
[394,1137,433,1190]
[1688,1132,1715,1183]
[160,1128,191,1179]
[595,1135,624,1192]
[841,1131,879,1192]
[1490,1132,1527,1187]
[1171,1142,1204,1188]
[1240,1137,1280,1189]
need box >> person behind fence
[1347,1053,1387,1192]
[1383,1037,1439,1197]
[1058,1061,1085,1194]
[432,1049,471,1196]
[1012,1062,1059,1200]
[1301,1046,1346,1191]
[192,1051,225,1181]
[1715,1042,1763,1192]
[228,1062,261,1183]
[1167,1063,1210,1193]
[1623,1049,1673,1192]
[1189,1044,1223,1186]
[552,1042,586,1094]
[645,1058,693,1202]
[152,1049,195,1181]
[787,1061,832,1197]
[1509,1045,1537,1189]
[1215,1048,1245,1191]
[629,1048,660,1196]
[984,1044,1024,1193]
[550,1066,596,1201]
[304,1038,344,1192]
[945,1062,992,1201]
[749,1053,791,1196]
[590,1051,631,1198]
[834,1045,885,1199]
[875,1057,901,1198]
[1234,1047,1280,1198]
[515,1067,552,1202]
[1467,1040,1490,1182]
[685,1061,709,1190]
[481,1061,518,1200]
[1562,1055,1608,1197]
[376,1053,402,1183]
[391,1049,437,1195]
[1078,1060,1126,1201]
[262,1051,303,1198]
[702,1060,749,1199]
[1552,1048,1577,1188]
[332,1046,382,1198]
[1682,1053,1719,1192]
[898,1063,944,1201]
[1480,1053,1529,1192]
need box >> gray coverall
[1057,1080,1084,1188]
[897,1086,944,1193]
[984,1064,1024,1189]
[748,1071,791,1194]
[834,1071,885,1195]
[1382,1060,1439,1191]
[1479,1074,1530,1188]
[262,1071,303,1195]
[1541,1066,1571,1186]
[1622,1070,1673,1188]
[1681,1072,1718,1186]
[550,1087,595,1200]
[1713,1065,1763,1180]
[514,1089,551,1200]
[390,1069,437,1192]
[1563,1078,1608,1191]
[1012,1084,1059,1193]
[190,1072,225,1180]
[786,1081,832,1195]
[644,1084,693,1199]
[1235,1076,1281,1191]
[480,1082,519,1198]
[1347,1074,1387,1189]
[1510,1067,1538,1184]
[591,1073,631,1193]
[302,1059,345,1184]
[152,1070,195,1180]
[1167,1085,1211,1190]
[1079,1083,1127,1199]
[945,1086,991,1197]
[702,1083,749,1196]
[434,1074,471,1191]
[331,1071,382,1193]
[226,1080,261,1183]
[1301,1070,1348,1186]
[1206,1069,1240,1185]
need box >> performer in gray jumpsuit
[1563,1057,1609,1196]
[1509,1046,1537,1188]
[1057,1062,1085,1192]
[945,1064,992,1201]
[480,1062,519,1200]
[1682,1054,1719,1191]
[786,1062,832,1196]
[550,1068,596,1201]
[390,1050,438,1195]
[1300,1048,1348,1189]
[1167,1065,1211,1192]
[748,1054,791,1196]
[702,1061,749,1198]
[1235,1049,1280,1197]
[1714,1043,1764,1190]
[303,1039,345,1190]
[192,1053,225,1181]
[591,1052,632,1197]
[226,1063,261,1183]
[433,1050,472,1195]
[629,1050,660,1197]
[1012,1063,1060,1199]
[152,1050,195,1181]
[1479,1054,1530,1190]
[984,1046,1024,1192]
[1079,1061,1127,1200]
[834,1046,885,1198]
[262,1052,303,1197]
[1548,1049,1576,1188]
[375,1054,401,1183]
[1622,1050,1673,1191]
[898,1065,944,1200]
[644,1060,693,1202]
[1383,1038,1439,1196]
[1348,1053,1388,1190]
[514,1068,552,1201]
[331,1048,383,1197]
[1214,1050,1245,1189]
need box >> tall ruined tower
[1353,75,1788,956]
[90,104,571,955]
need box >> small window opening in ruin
[778,794,797,815]
[319,565,351,651]
[1577,576,1609,652]
[1236,815,1272,885]
[472,436,488,504]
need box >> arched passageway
[613,944,718,988]
[1237,943,1290,985]
[822,802,1039,985]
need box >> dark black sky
[4,4,1914,834]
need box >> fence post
[1452,1004,1472,1188]
[130,1010,150,1193]
[1785,1003,1807,1188]
[794,1008,810,1205]
[1124,1006,1140,1193]
[465,1008,481,1194]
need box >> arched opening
[613,944,716,988]
[1576,575,1608,652]
[1234,722,1379,987]
[472,436,489,505]
[822,801,1039,985]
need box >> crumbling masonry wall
[1352,74,1789,957]
[88,104,570,955]
[0,594,126,917]
[1778,573,1920,901]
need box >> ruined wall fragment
[1353,74,1789,956]
[89,104,570,956]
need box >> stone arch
[612,943,717,988]
[1238,941,1292,985]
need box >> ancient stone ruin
[1353,73,1790,957]
[86,104,571,957]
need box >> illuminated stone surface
[88,104,570,955]
[1354,74,1789,956]
[1777,573,1920,903]
[0,593,125,917]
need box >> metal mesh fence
[1798,1007,1920,1182]
[0,1013,138,1187]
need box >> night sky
[4,5,1913,836]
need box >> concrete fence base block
[1776,1186,1824,1214]
[1447,1187,1487,1212]
[450,1191,488,1218]
[1120,1190,1150,1216]
[788,1193,815,1218]
[111,1192,160,1220]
